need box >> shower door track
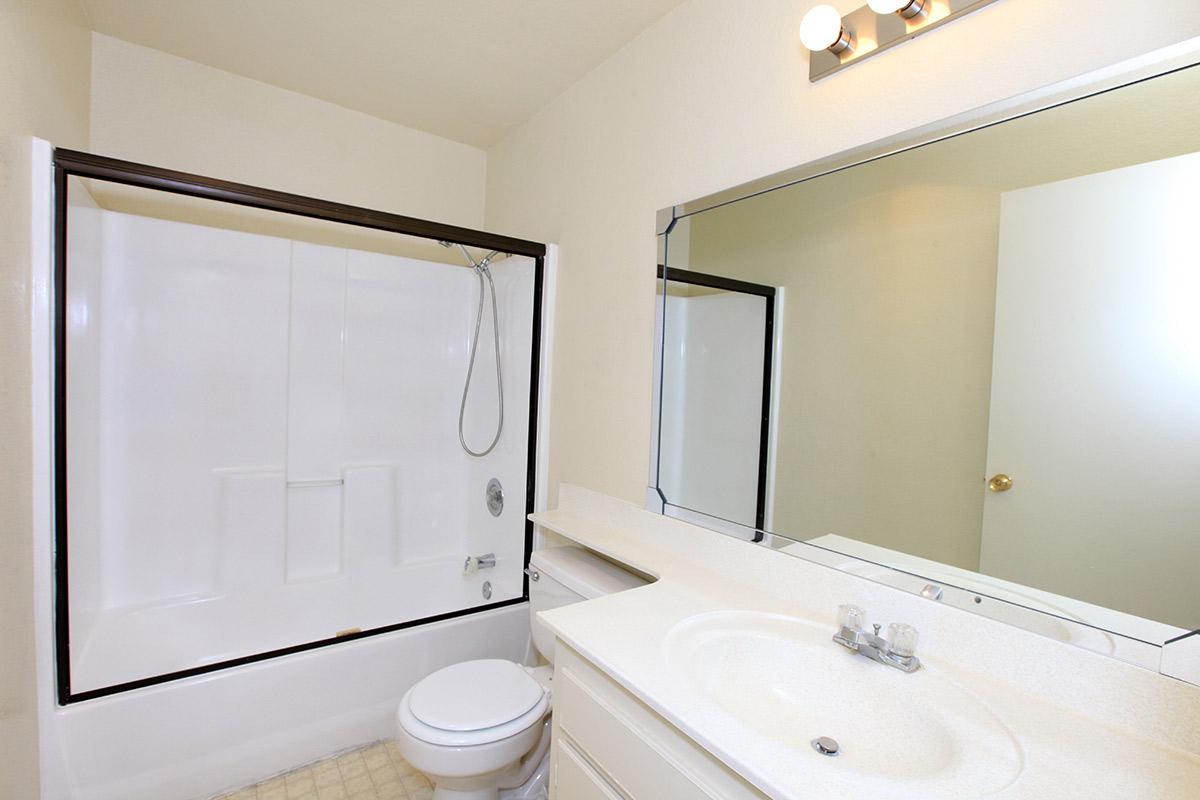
[51,148,547,704]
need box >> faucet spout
[833,606,921,673]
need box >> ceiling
[81,0,688,148]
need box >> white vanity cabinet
[550,643,767,800]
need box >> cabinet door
[555,739,624,800]
[554,644,767,800]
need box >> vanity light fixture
[803,0,1000,82]
[799,4,854,55]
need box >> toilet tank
[528,546,647,664]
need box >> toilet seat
[399,659,551,747]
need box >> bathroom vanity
[552,645,764,799]
[533,485,1200,799]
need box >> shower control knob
[486,478,504,517]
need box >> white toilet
[395,546,647,800]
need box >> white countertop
[532,485,1200,800]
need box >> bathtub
[44,605,529,799]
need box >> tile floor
[215,741,433,800]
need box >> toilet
[395,546,647,800]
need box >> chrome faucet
[832,604,921,673]
[463,553,497,574]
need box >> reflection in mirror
[655,265,775,530]
[653,62,1200,652]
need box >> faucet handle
[837,604,866,633]
[886,623,919,659]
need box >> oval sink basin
[665,611,1023,798]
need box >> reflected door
[980,152,1200,631]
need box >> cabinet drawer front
[557,654,740,800]
[556,739,624,800]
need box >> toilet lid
[409,659,545,732]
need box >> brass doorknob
[988,474,1013,493]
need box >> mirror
[652,58,1200,661]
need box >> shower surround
[66,205,536,694]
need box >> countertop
[532,485,1200,800]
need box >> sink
[664,611,1023,798]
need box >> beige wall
[483,0,1200,511]
[0,2,92,798]
[90,33,487,229]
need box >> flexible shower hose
[459,263,503,457]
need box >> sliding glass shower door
[55,154,544,702]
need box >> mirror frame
[649,37,1200,683]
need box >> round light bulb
[869,0,927,18]
[799,5,844,52]
[868,0,910,13]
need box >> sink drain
[811,737,840,756]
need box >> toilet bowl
[395,546,647,800]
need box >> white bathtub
[45,604,530,800]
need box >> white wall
[0,3,92,798]
[90,33,487,229]
[484,0,1200,509]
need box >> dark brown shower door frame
[52,148,548,704]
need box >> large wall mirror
[651,53,1200,672]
